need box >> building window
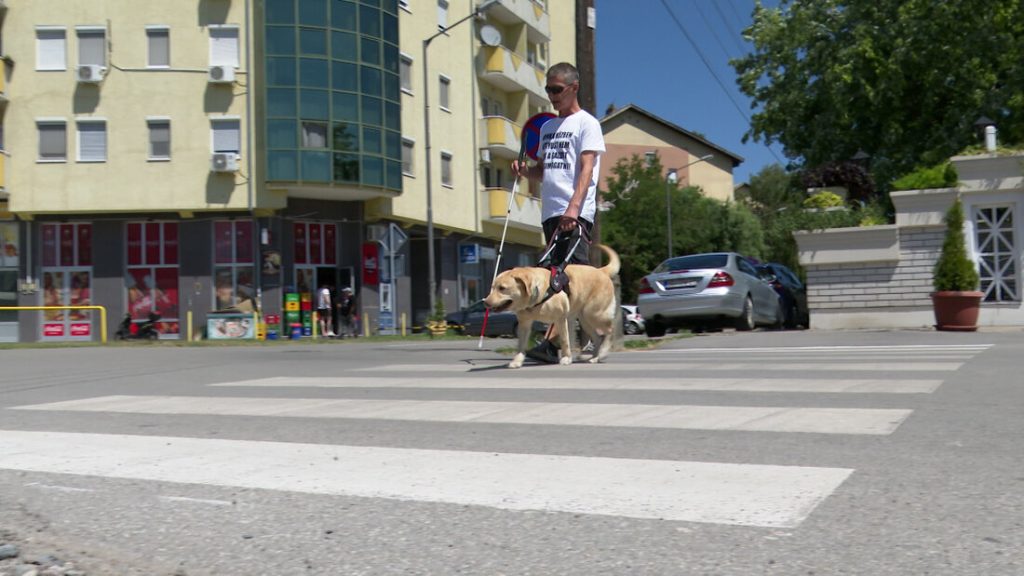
[76,27,106,67]
[399,53,413,93]
[37,121,67,162]
[147,27,170,68]
[975,205,1018,302]
[148,119,171,160]
[37,28,67,70]
[211,119,241,153]
[209,26,240,67]
[437,0,449,30]
[401,138,415,175]
[213,220,255,311]
[126,222,180,337]
[76,120,107,162]
[441,151,452,187]
[292,221,338,266]
[301,121,328,148]
[439,75,450,110]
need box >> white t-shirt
[317,287,331,310]
[539,110,606,222]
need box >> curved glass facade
[264,0,402,191]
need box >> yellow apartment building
[0,0,577,342]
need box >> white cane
[478,147,526,349]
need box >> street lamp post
[664,154,714,259]
[423,0,499,317]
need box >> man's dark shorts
[541,217,593,266]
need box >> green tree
[933,199,980,292]
[733,0,1024,186]
[602,155,765,302]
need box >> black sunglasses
[545,84,574,95]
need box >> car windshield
[653,254,728,273]
[467,301,486,313]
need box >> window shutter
[212,120,241,153]
[210,28,239,67]
[149,121,171,158]
[37,30,66,70]
[147,29,170,67]
[78,30,106,66]
[38,123,67,160]
[78,122,107,161]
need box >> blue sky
[595,0,784,185]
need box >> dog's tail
[597,244,620,278]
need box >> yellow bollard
[187,310,193,342]
[401,312,407,336]
[363,313,371,337]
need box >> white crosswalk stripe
[212,375,944,393]
[13,395,913,435]
[0,343,993,528]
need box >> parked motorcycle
[114,311,161,341]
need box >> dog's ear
[514,274,530,300]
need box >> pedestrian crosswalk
[0,343,993,529]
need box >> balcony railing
[487,0,550,41]
[479,46,547,104]
[479,116,521,159]
[486,187,542,231]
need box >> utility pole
[576,0,601,263]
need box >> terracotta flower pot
[931,291,984,331]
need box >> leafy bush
[933,199,980,292]
[803,191,845,209]
[891,162,958,191]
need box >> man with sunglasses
[511,62,606,363]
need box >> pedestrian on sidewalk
[317,283,335,337]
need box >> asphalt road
[1,328,1022,575]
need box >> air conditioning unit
[76,65,106,83]
[210,152,239,172]
[208,65,235,83]
[479,149,491,164]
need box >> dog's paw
[508,353,525,369]
[559,356,573,365]
[588,356,602,364]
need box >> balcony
[487,0,550,42]
[479,46,547,105]
[486,187,542,232]
[479,116,521,160]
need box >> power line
[657,0,785,164]
[689,0,739,60]
[725,0,749,30]
[711,0,747,54]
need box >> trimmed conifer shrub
[933,199,980,292]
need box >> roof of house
[600,103,745,167]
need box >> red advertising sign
[146,223,161,264]
[127,223,143,265]
[310,223,322,264]
[43,324,65,337]
[60,224,75,266]
[235,221,253,263]
[294,222,307,264]
[77,224,92,266]
[362,241,380,286]
[324,224,337,265]
[42,224,57,267]
[163,223,179,265]
[70,323,92,337]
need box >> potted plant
[931,198,984,331]
[426,297,448,337]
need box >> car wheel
[734,296,755,331]
[624,321,641,335]
[645,320,666,338]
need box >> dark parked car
[445,301,546,337]
[757,263,809,329]
[637,252,782,336]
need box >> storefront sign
[362,242,380,286]
[70,323,91,337]
[460,244,479,264]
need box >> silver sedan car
[637,252,782,336]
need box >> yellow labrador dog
[484,244,620,368]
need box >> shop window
[213,220,255,310]
[126,222,180,337]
